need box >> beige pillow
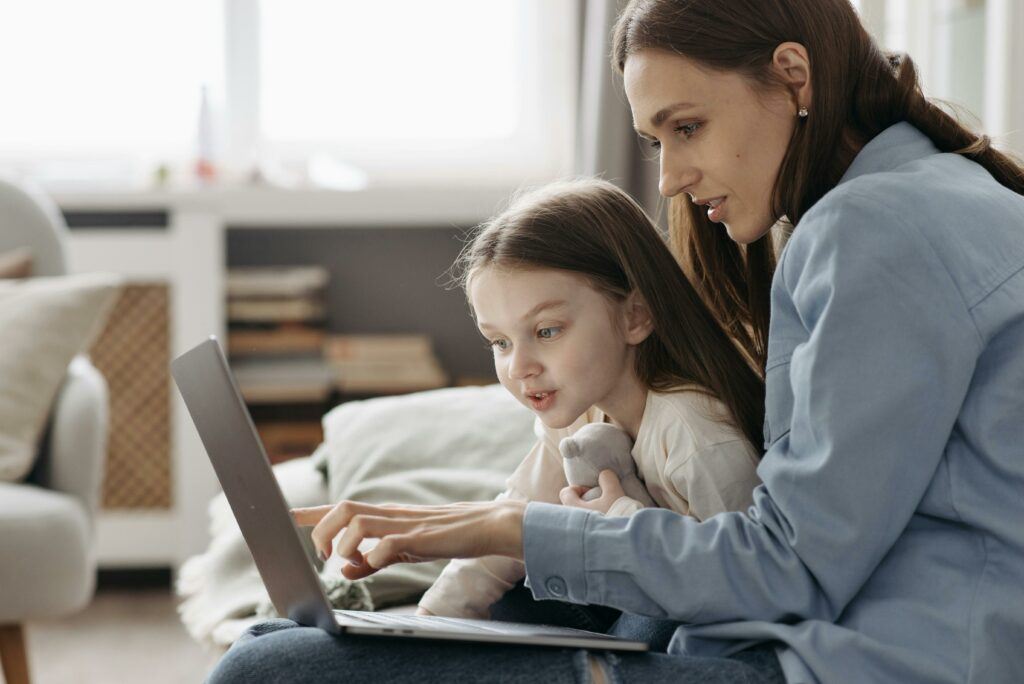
[0,272,122,481]
[0,247,33,279]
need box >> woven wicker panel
[89,283,172,509]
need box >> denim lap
[207,619,785,684]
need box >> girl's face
[469,266,647,430]
[623,48,802,244]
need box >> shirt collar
[837,121,940,187]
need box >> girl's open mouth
[527,390,557,412]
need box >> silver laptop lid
[171,336,340,633]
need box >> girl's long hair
[613,0,1024,371]
[452,178,766,453]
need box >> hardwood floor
[24,588,222,684]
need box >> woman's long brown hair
[613,0,1024,371]
[452,178,766,453]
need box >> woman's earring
[798,106,809,118]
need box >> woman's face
[623,48,800,244]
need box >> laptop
[170,336,648,652]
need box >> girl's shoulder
[645,388,747,451]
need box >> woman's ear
[772,41,812,115]
[622,291,655,345]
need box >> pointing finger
[290,505,334,527]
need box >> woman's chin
[723,218,773,245]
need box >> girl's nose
[508,347,541,379]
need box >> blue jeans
[207,619,784,683]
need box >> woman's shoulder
[786,140,1024,308]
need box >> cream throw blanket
[176,384,535,647]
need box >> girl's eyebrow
[477,299,568,333]
[522,299,568,320]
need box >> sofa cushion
[0,482,93,621]
[0,273,121,482]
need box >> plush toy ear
[559,436,580,459]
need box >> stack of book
[226,266,335,463]
[227,266,330,362]
[326,334,448,395]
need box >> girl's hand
[559,469,626,514]
[414,607,434,617]
[290,499,528,580]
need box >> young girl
[416,177,766,619]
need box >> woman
[208,1,1024,682]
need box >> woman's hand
[290,499,527,580]
[559,469,626,514]
[414,607,434,617]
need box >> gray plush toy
[559,423,656,507]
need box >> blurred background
[0,1,1020,682]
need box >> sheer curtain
[574,0,663,223]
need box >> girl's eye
[647,138,661,150]
[674,121,702,139]
[537,326,562,340]
[490,338,510,352]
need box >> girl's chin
[536,413,576,431]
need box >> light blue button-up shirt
[523,122,1024,683]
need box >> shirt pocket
[763,354,794,450]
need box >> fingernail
[349,557,362,567]
[318,549,327,562]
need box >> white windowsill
[53,183,517,227]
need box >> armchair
[0,177,110,684]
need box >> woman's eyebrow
[651,101,698,127]
[635,101,701,138]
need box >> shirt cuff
[522,501,593,604]
[606,496,645,518]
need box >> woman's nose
[659,152,698,198]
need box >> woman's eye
[647,138,661,150]
[490,339,510,352]
[537,327,562,340]
[674,121,702,139]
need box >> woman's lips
[527,390,557,412]
[706,196,727,222]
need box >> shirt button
[545,577,567,597]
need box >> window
[0,0,578,190]
[855,0,987,126]
[0,0,222,187]
[248,0,578,186]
